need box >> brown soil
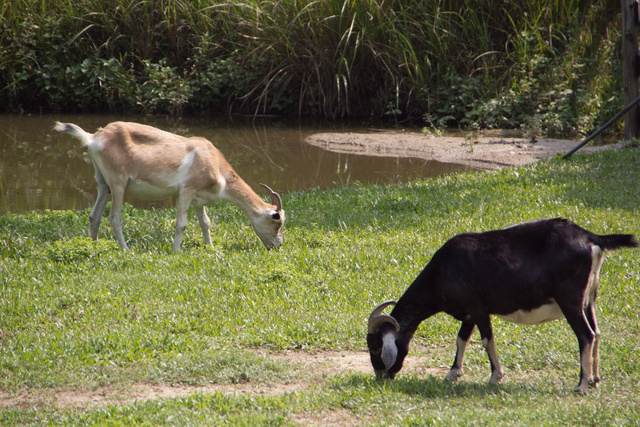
[0,350,445,412]
[305,129,624,170]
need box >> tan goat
[55,121,285,251]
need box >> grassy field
[1,147,639,425]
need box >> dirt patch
[0,350,446,411]
[305,130,624,170]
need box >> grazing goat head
[367,218,638,393]
[54,121,285,251]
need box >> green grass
[1,147,640,425]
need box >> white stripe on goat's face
[381,332,398,372]
[251,209,285,249]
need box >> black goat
[367,218,637,393]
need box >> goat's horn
[368,314,400,334]
[368,300,399,334]
[370,300,396,318]
[260,183,282,212]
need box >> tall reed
[0,0,622,133]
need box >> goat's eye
[272,212,280,220]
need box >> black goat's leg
[562,309,596,394]
[584,302,601,386]
[445,322,475,381]
[474,314,504,385]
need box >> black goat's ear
[271,212,280,220]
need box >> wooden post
[622,0,640,139]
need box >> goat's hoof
[489,371,505,385]
[444,369,463,382]
[573,385,588,395]
[574,381,592,394]
[574,376,599,394]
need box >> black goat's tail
[594,234,639,251]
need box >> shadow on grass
[336,372,548,399]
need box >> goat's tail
[594,233,639,251]
[54,122,93,147]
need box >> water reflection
[0,114,472,214]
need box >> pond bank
[305,130,626,170]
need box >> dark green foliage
[0,0,622,134]
[41,237,119,263]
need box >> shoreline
[305,131,625,170]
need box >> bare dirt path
[305,130,624,170]
[0,350,445,411]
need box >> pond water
[0,114,472,215]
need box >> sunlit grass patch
[1,148,639,424]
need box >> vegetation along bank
[1,1,623,136]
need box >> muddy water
[0,115,472,215]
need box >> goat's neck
[221,174,272,218]
[392,300,435,335]
[392,278,441,334]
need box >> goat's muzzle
[375,370,396,380]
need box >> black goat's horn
[368,300,399,334]
[260,183,282,212]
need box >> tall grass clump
[1,0,623,134]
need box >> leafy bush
[41,237,119,263]
[137,59,193,115]
[63,57,137,112]
[0,0,624,133]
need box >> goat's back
[410,218,637,313]
[447,218,637,255]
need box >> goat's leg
[89,169,110,240]
[562,310,596,394]
[584,247,603,387]
[106,181,129,251]
[474,314,504,385]
[172,190,195,251]
[584,303,601,386]
[194,204,212,246]
[445,322,475,381]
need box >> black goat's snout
[375,370,395,380]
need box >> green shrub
[0,0,623,133]
[41,237,118,264]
